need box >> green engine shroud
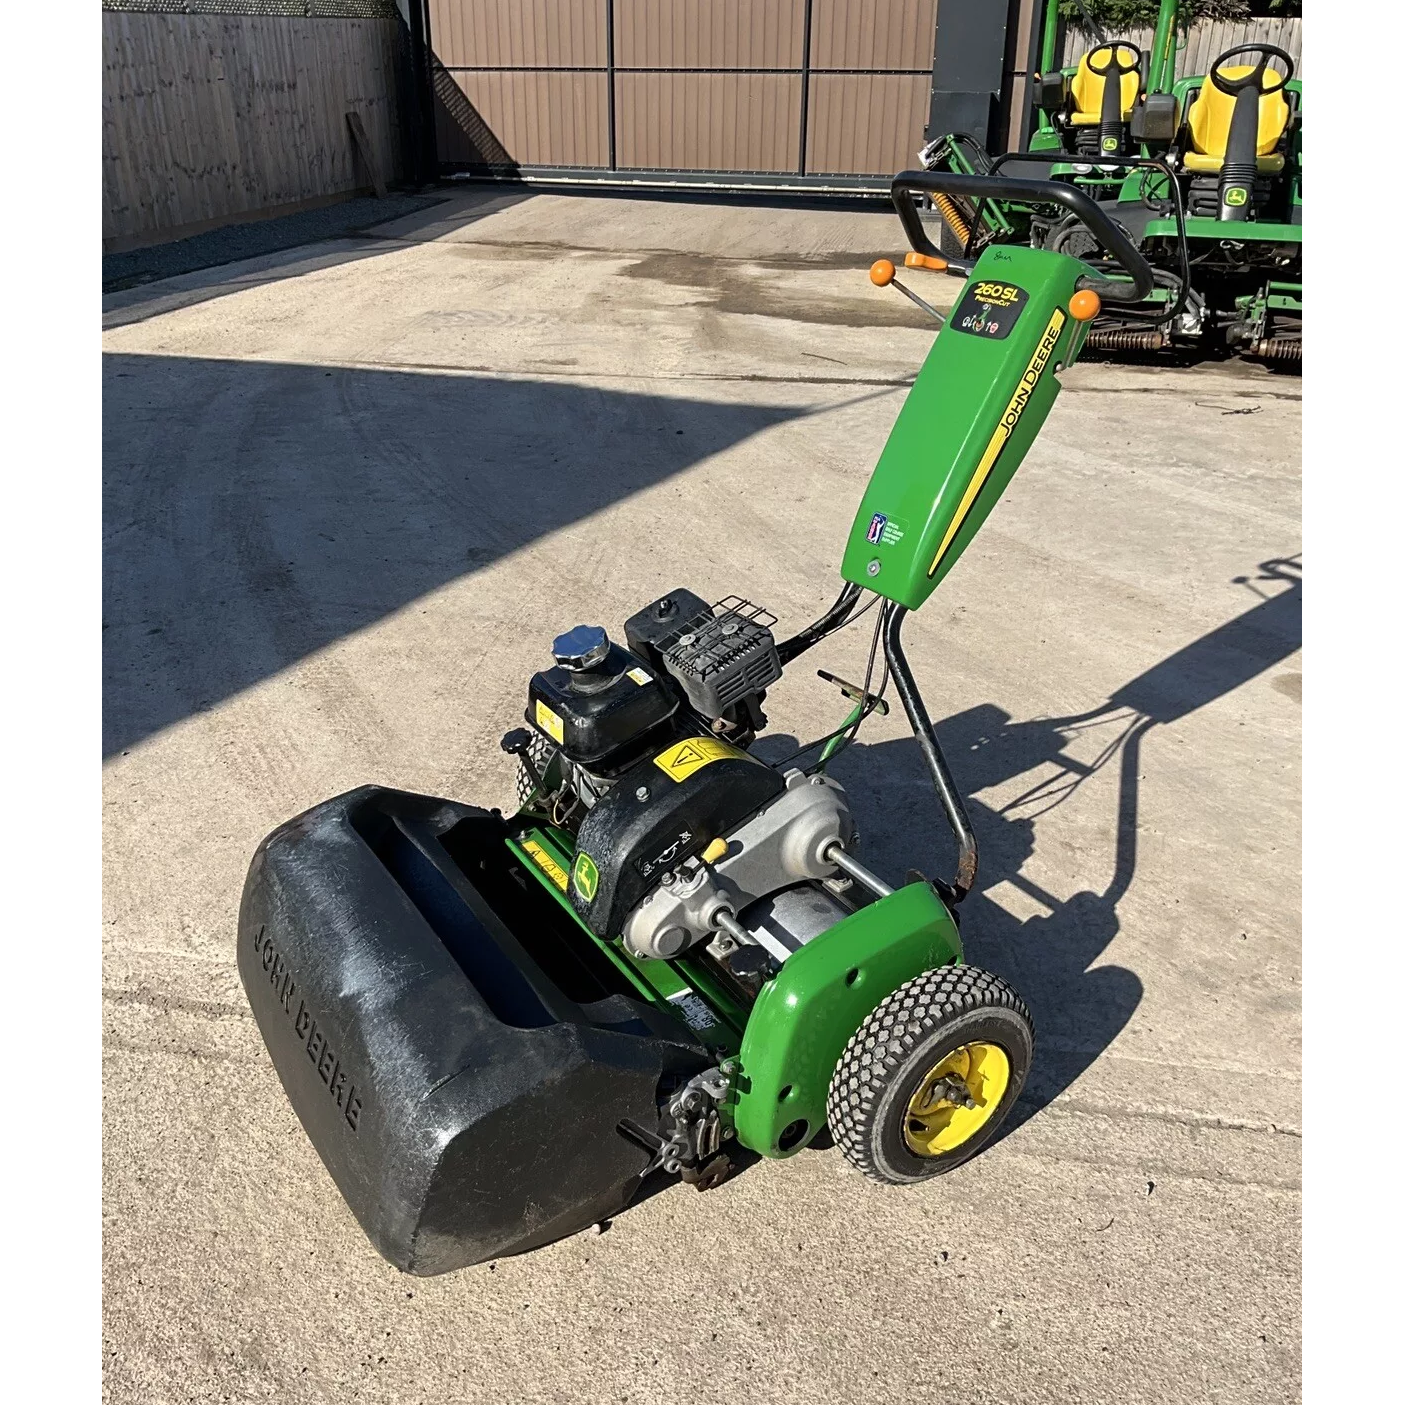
[841,245,1089,610]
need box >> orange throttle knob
[1069,289,1102,321]
[869,259,896,287]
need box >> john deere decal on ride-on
[239,171,1163,1275]
[917,0,1300,360]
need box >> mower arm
[890,169,1156,303]
[884,605,979,904]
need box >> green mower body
[238,173,1128,1274]
[841,244,1089,609]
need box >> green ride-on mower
[1101,37,1302,360]
[238,171,1160,1276]
[915,1,1182,258]
[918,0,1300,360]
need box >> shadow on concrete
[812,555,1301,1128]
[101,175,889,335]
[104,193,447,295]
[103,353,805,757]
[432,63,520,175]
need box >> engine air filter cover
[660,597,782,717]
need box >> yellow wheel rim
[903,1041,1011,1157]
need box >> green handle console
[841,170,1153,613]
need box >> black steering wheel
[1085,43,1142,79]
[1084,42,1143,159]
[1208,43,1294,97]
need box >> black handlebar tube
[883,605,979,904]
[1205,46,1294,223]
[776,580,862,666]
[986,150,1191,326]
[1086,44,1143,158]
[891,168,1156,304]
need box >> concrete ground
[103,189,1301,1404]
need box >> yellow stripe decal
[928,306,1067,577]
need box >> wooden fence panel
[1061,17,1303,80]
[103,7,410,249]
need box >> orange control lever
[1069,289,1102,321]
[868,259,944,326]
[904,252,948,273]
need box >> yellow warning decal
[522,839,568,892]
[626,666,652,686]
[534,699,564,744]
[928,306,1067,577]
[653,736,743,783]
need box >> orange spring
[932,193,971,247]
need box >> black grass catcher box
[237,785,711,1275]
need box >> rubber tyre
[936,217,967,261]
[826,965,1033,1185]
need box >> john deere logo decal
[1225,187,1248,206]
[572,851,599,902]
[1101,136,1118,152]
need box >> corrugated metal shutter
[427,0,945,189]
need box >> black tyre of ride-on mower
[826,966,1033,1185]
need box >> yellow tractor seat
[1183,67,1290,171]
[1068,47,1140,125]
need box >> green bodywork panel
[840,243,1089,610]
[730,882,963,1157]
[1142,215,1301,243]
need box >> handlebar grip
[889,169,1155,304]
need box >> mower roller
[239,170,1154,1275]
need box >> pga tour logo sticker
[866,512,903,546]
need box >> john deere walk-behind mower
[239,170,1161,1276]
[918,0,1300,360]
